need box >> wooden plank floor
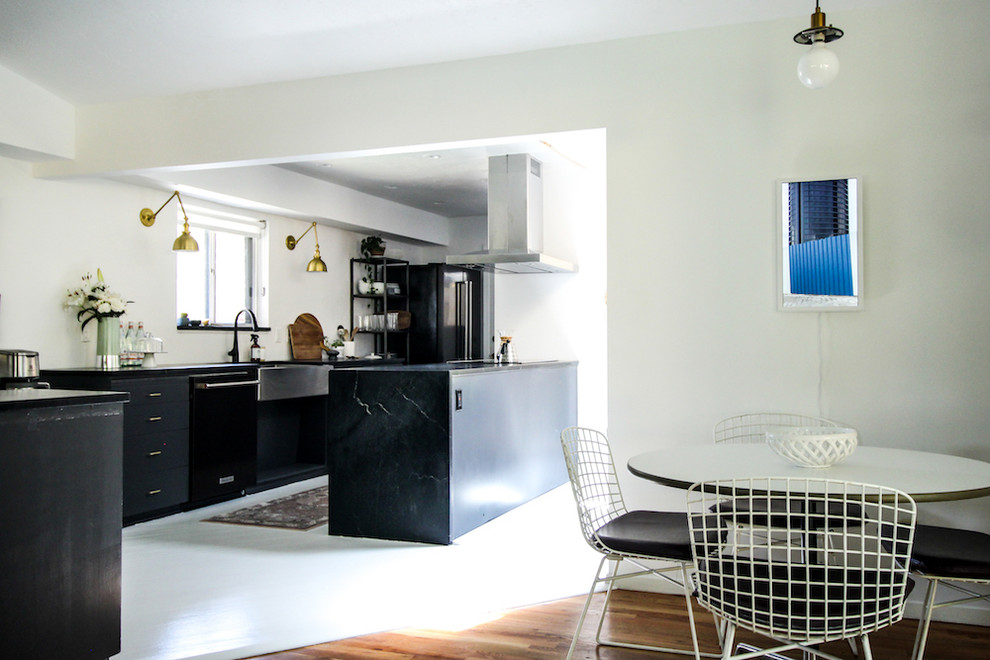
[248,589,987,659]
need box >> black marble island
[327,361,577,544]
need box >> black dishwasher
[189,370,259,505]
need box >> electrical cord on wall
[817,312,826,418]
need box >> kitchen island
[327,361,577,544]
[1,387,128,659]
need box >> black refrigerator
[408,264,486,364]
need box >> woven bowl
[765,426,858,468]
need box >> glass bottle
[250,334,264,362]
[119,321,127,365]
[124,321,136,367]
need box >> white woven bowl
[766,426,858,468]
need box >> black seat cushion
[594,510,693,562]
[911,524,990,580]
[712,497,863,531]
[696,557,914,638]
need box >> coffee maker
[0,349,49,389]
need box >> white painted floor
[119,477,597,660]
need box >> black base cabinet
[120,376,191,520]
[327,362,576,544]
[0,390,126,660]
[255,396,328,490]
[43,370,193,524]
[43,364,330,524]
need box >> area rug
[204,486,328,530]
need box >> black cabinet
[42,371,192,524]
[116,376,190,520]
[350,256,410,360]
[0,390,126,659]
[256,396,327,489]
[43,364,327,523]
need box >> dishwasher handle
[194,379,260,390]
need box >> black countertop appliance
[0,349,48,389]
[407,264,486,364]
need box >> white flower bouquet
[64,269,129,330]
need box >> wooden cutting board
[288,313,324,360]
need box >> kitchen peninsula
[327,360,577,544]
[1,388,127,659]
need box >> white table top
[627,444,990,502]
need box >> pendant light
[794,1,844,89]
[285,222,328,272]
[139,190,200,251]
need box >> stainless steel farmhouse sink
[257,363,330,401]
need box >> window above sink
[176,208,269,327]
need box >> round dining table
[627,444,990,502]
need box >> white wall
[0,157,364,365]
[3,0,989,617]
[494,134,608,429]
[0,64,74,160]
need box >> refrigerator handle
[454,280,464,360]
[466,280,474,359]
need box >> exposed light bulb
[797,40,840,89]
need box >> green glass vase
[95,316,121,369]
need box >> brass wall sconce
[139,190,199,251]
[285,222,328,272]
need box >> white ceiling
[0,0,903,106]
[276,132,603,218]
[0,0,904,218]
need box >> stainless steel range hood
[446,154,576,274]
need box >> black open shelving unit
[350,256,410,361]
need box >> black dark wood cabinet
[0,390,126,659]
[255,395,327,489]
[43,364,334,523]
[43,370,192,524]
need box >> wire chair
[560,426,719,659]
[909,524,990,660]
[713,412,841,444]
[687,476,916,660]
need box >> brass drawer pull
[147,392,163,398]
[147,489,162,496]
[147,450,163,457]
[147,416,163,422]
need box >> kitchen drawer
[111,376,189,406]
[123,429,189,474]
[123,466,189,518]
[123,401,188,436]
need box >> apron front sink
[257,364,330,401]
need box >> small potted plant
[359,235,386,293]
[360,234,386,258]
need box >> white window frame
[176,208,269,327]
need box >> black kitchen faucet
[228,309,259,362]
